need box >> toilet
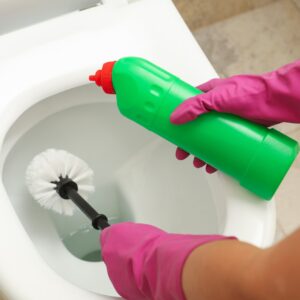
[0,0,276,299]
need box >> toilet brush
[25,149,110,230]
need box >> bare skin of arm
[182,229,300,300]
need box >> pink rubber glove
[101,222,234,300]
[170,60,300,174]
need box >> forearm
[182,239,262,300]
[182,229,300,300]
[251,228,300,299]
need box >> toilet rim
[0,59,276,244]
[0,60,276,300]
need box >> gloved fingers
[193,157,205,168]
[170,96,208,124]
[197,78,227,92]
[193,157,218,173]
[206,164,218,174]
[176,147,190,160]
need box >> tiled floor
[187,0,300,243]
[172,0,277,30]
[193,0,300,76]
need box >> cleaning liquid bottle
[89,57,299,200]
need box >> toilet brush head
[26,149,95,216]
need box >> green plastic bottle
[89,57,299,200]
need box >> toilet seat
[0,1,275,299]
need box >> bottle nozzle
[88,70,102,86]
[89,61,116,94]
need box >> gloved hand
[101,222,234,300]
[170,60,300,173]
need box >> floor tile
[193,0,300,76]
[173,0,277,30]
[293,0,300,8]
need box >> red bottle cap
[89,61,116,94]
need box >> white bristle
[26,149,95,216]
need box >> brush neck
[65,186,110,230]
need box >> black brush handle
[66,187,110,230]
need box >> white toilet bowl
[0,1,276,299]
